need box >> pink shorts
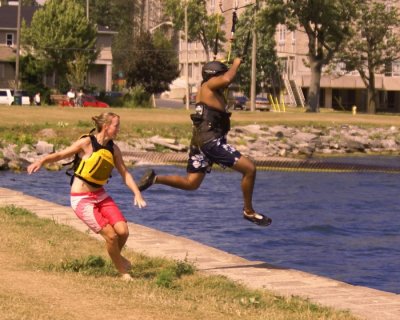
[70,188,126,233]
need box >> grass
[0,205,359,320]
[1,104,400,148]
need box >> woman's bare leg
[99,224,129,274]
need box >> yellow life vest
[73,135,115,187]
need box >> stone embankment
[1,124,400,171]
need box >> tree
[264,0,358,112]
[125,31,179,95]
[22,0,98,91]
[164,0,226,62]
[66,52,91,89]
[337,1,400,114]
[234,6,279,98]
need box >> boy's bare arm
[207,58,242,90]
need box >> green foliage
[122,85,152,108]
[4,205,33,217]
[76,120,93,128]
[173,259,195,277]
[107,1,141,79]
[19,53,49,99]
[66,53,91,89]
[155,259,195,289]
[22,0,98,90]
[164,0,226,61]
[155,268,177,288]
[54,255,118,277]
[1,130,35,146]
[336,1,400,114]
[234,6,279,97]
[125,32,180,95]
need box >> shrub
[123,85,152,108]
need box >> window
[391,61,400,76]
[188,63,192,78]
[6,33,13,46]
[278,25,286,45]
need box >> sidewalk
[1,187,399,320]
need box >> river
[1,156,399,294]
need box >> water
[1,156,400,294]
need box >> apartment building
[175,0,400,111]
[0,4,116,91]
[275,0,400,111]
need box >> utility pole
[14,0,22,92]
[184,1,190,110]
[146,0,150,30]
[86,0,89,20]
[250,0,258,112]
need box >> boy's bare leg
[232,156,256,212]
[155,172,206,191]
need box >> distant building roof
[0,6,36,29]
[0,6,116,33]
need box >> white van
[0,89,30,105]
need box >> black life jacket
[190,102,231,146]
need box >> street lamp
[149,21,173,33]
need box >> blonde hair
[92,112,119,132]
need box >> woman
[28,112,146,281]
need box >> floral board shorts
[70,188,126,233]
[187,136,242,173]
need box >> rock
[19,144,32,153]
[149,136,188,152]
[381,139,397,150]
[2,144,18,160]
[291,132,318,143]
[8,159,24,172]
[36,141,54,155]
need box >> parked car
[230,95,248,110]
[0,88,30,105]
[255,96,270,111]
[61,95,109,108]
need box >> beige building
[175,0,400,111]
[275,0,400,111]
[0,4,115,91]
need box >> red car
[61,95,109,108]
